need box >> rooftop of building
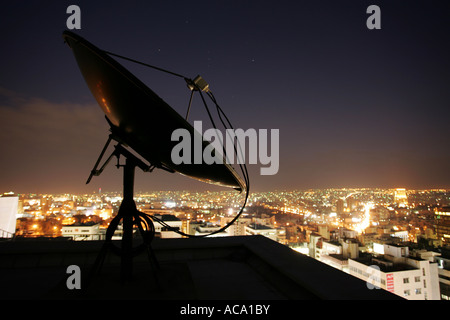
[323,240,341,246]
[352,253,418,273]
[324,254,348,263]
[63,221,99,227]
[247,223,275,230]
[383,242,409,248]
[0,235,401,300]
[155,214,181,222]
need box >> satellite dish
[63,31,249,281]
[62,30,245,192]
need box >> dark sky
[0,1,449,194]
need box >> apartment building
[348,243,440,300]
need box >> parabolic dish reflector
[63,31,245,192]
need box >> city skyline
[1,1,450,194]
[6,182,450,300]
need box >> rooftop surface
[0,235,401,300]
[247,223,275,230]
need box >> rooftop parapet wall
[0,235,401,300]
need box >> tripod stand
[87,135,160,281]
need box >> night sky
[0,1,449,194]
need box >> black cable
[187,83,249,186]
[185,90,195,120]
[103,50,187,79]
[198,89,218,130]
[152,89,250,237]
[150,182,249,238]
[151,88,250,238]
[207,91,250,184]
[198,89,249,192]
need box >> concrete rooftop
[0,235,401,300]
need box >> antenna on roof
[63,31,249,282]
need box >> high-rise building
[153,214,182,238]
[434,207,450,246]
[220,216,251,236]
[194,222,228,237]
[0,193,18,238]
[346,196,356,212]
[318,224,329,240]
[434,250,450,300]
[336,198,344,214]
[308,233,323,260]
[245,223,277,242]
[394,188,408,207]
[61,222,103,241]
[320,238,361,272]
[349,243,440,300]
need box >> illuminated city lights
[354,202,374,234]
[5,188,448,245]
[5,182,450,303]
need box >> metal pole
[120,157,136,281]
